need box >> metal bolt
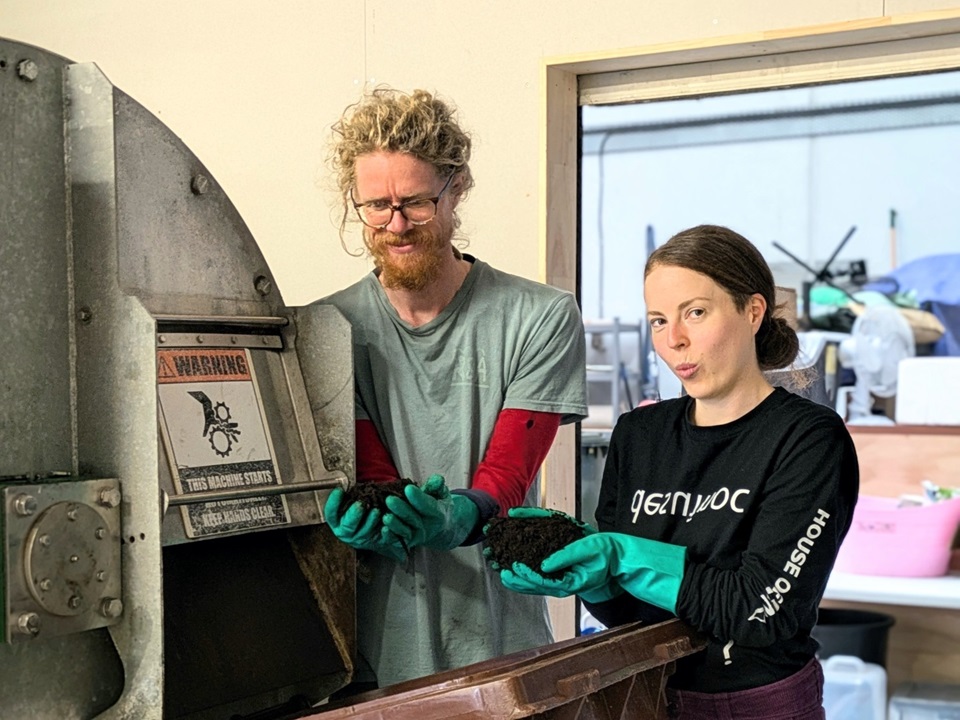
[96,570,106,582]
[16,59,39,82]
[262,336,269,344]
[66,505,78,521]
[254,275,272,296]
[100,597,123,619]
[17,612,41,636]
[67,595,82,610]
[191,174,209,195]
[14,494,37,517]
[77,307,93,324]
[196,335,204,344]
[38,534,51,547]
[95,527,106,539]
[230,336,238,344]
[39,578,52,591]
[158,334,167,344]
[69,554,79,563]
[98,487,121,508]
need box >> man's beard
[364,224,451,292]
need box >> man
[315,88,587,689]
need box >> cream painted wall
[3,0,957,306]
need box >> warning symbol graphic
[156,346,290,537]
[158,355,178,381]
[189,390,242,457]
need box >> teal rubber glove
[382,474,480,551]
[323,487,407,562]
[500,532,686,613]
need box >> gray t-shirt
[316,255,587,686]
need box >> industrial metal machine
[1,37,356,719]
[2,36,707,720]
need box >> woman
[491,224,859,719]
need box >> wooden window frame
[539,9,960,639]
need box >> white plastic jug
[822,654,887,720]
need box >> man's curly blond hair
[330,88,474,237]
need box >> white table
[824,570,960,610]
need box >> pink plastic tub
[834,496,960,577]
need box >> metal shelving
[584,317,644,427]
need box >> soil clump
[339,478,414,516]
[484,512,587,580]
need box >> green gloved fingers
[499,561,579,597]
[324,489,376,539]
[370,530,409,562]
[382,493,425,544]
[420,473,449,500]
[505,506,557,520]
[481,545,501,570]
[541,533,686,613]
[322,487,342,523]
[324,487,407,562]
[382,475,480,551]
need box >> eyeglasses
[351,174,454,229]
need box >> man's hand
[324,487,408,562]
[383,475,480,551]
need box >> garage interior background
[4,2,960,714]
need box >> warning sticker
[157,348,290,537]
[158,348,251,384]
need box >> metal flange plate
[24,501,115,617]
[3,478,122,642]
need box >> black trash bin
[812,608,895,668]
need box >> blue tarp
[865,254,960,305]
[865,254,960,356]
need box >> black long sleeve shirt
[584,387,859,693]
